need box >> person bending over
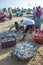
[21,19,35,40]
[9,22,20,31]
[9,21,24,32]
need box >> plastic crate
[34,36,43,44]
[1,36,16,49]
[34,30,43,44]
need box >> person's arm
[9,24,15,31]
[18,23,21,28]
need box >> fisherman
[21,19,35,33]
[9,21,24,33]
[21,19,35,40]
[9,22,20,31]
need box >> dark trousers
[23,25,33,33]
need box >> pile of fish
[1,30,23,40]
[12,42,37,59]
[3,30,16,37]
[1,37,15,42]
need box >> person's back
[21,19,35,25]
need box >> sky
[0,0,43,9]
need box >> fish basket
[1,36,16,49]
[11,42,37,60]
[34,30,43,44]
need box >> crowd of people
[9,6,42,40]
[33,6,42,30]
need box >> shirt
[36,10,41,18]
[11,23,20,29]
[21,19,35,26]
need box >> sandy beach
[0,16,43,65]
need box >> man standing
[8,7,12,20]
[35,6,41,30]
[32,7,36,21]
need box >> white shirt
[21,19,35,26]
